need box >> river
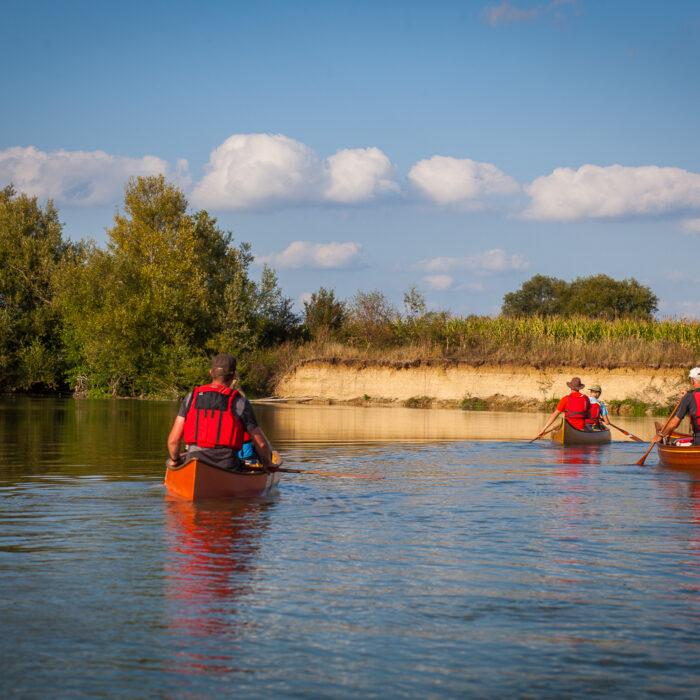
[1,397,699,697]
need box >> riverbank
[273,359,686,415]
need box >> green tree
[303,287,346,335]
[501,274,568,317]
[55,176,255,396]
[501,274,658,319]
[403,285,427,321]
[567,275,658,320]
[0,185,74,389]
[347,289,398,346]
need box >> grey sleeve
[675,393,693,421]
[177,391,194,419]
[233,396,259,434]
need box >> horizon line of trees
[0,176,662,397]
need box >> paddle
[608,422,644,443]
[637,400,681,466]
[271,467,384,480]
[529,423,561,443]
[259,450,383,480]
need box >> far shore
[273,359,687,416]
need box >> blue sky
[2,0,700,316]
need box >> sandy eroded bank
[274,360,688,409]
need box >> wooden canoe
[165,458,281,500]
[550,420,611,445]
[656,443,700,472]
[653,422,700,471]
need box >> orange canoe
[164,458,281,500]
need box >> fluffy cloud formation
[524,164,700,221]
[192,134,398,210]
[256,241,363,269]
[0,146,175,206]
[421,248,530,276]
[408,156,519,205]
[325,147,399,203]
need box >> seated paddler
[166,353,276,472]
[537,376,592,437]
[585,384,610,431]
[655,367,700,446]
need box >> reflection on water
[255,402,660,444]
[2,397,700,696]
[163,498,274,678]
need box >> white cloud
[191,133,399,210]
[523,164,700,221]
[480,0,575,26]
[257,241,364,269]
[407,155,519,205]
[682,218,700,233]
[0,146,174,206]
[325,147,399,203]
[423,275,454,290]
[421,248,530,276]
[480,1,540,25]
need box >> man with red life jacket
[655,367,700,446]
[537,377,592,437]
[166,354,276,471]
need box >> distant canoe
[165,458,281,500]
[551,420,611,445]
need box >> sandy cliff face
[275,360,687,405]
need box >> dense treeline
[1,177,298,397]
[0,176,691,399]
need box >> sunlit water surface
[1,398,699,697]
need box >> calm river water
[1,397,699,697]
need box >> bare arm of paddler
[167,416,186,465]
[538,408,563,436]
[653,415,682,443]
[249,426,275,470]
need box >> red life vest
[585,401,601,429]
[564,392,590,430]
[183,384,245,449]
[688,390,700,434]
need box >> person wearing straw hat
[537,377,592,437]
[585,384,610,430]
[655,367,700,445]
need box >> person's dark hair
[210,354,237,381]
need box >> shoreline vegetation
[1,175,697,413]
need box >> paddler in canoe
[537,376,591,438]
[166,353,277,473]
[586,384,610,430]
[653,367,700,446]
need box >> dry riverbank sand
[274,360,688,409]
